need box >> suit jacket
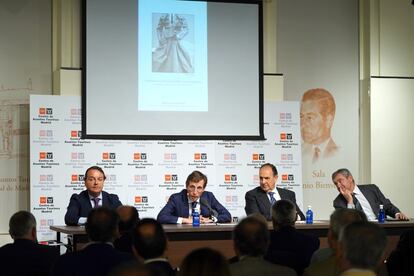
[0,239,60,276]
[64,190,122,226]
[230,256,297,276]
[157,189,231,224]
[145,259,176,276]
[333,184,401,218]
[245,187,305,221]
[264,225,320,275]
[51,243,133,276]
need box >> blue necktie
[92,197,100,208]
[268,192,276,205]
[191,201,197,211]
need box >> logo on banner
[275,132,299,148]
[34,129,58,145]
[97,152,123,169]
[103,174,120,191]
[217,141,242,148]
[134,195,155,213]
[225,195,238,203]
[220,174,242,189]
[158,152,183,168]
[160,174,181,191]
[157,141,184,148]
[33,174,57,191]
[64,130,90,147]
[66,174,85,190]
[275,112,297,127]
[220,153,241,168]
[188,152,213,168]
[33,152,59,168]
[33,196,60,213]
[33,107,59,124]
[246,153,266,168]
[280,153,294,164]
[128,152,154,169]
[64,152,91,168]
[280,173,299,187]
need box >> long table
[51,219,414,267]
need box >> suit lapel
[258,189,271,216]
[181,190,190,217]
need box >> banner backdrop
[30,95,302,241]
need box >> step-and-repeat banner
[30,95,302,241]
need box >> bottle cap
[379,204,383,208]
[308,205,312,209]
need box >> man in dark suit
[51,207,133,276]
[0,211,59,276]
[245,163,305,221]
[332,168,408,221]
[265,199,320,275]
[132,218,175,276]
[230,215,296,276]
[65,166,123,226]
[157,170,231,224]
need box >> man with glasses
[65,166,123,226]
[157,170,231,224]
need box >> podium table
[51,219,414,267]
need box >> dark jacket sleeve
[372,184,401,217]
[64,193,83,226]
[157,194,180,224]
[245,189,270,220]
[106,193,122,209]
[208,192,231,223]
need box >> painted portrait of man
[300,88,338,163]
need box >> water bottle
[192,209,200,227]
[306,205,313,224]
[378,204,385,223]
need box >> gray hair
[330,209,367,239]
[332,168,353,182]
[339,221,387,270]
[9,211,36,239]
[272,199,296,226]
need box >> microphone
[200,198,218,223]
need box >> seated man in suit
[265,199,320,275]
[337,221,387,276]
[65,165,123,225]
[230,214,296,276]
[157,170,231,224]
[332,168,408,221]
[132,218,175,276]
[0,211,59,275]
[245,163,305,221]
[52,207,133,276]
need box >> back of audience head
[271,199,297,228]
[9,210,37,241]
[233,214,269,257]
[179,248,231,276]
[132,218,167,260]
[109,262,151,276]
[338,221,387,271]
[117,205,139,234]
[330,208,367,241]
[86,207,119,243]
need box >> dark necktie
[92,197,100,208]
[312,146,321,163]
[352,193,363,211]
[191,201,197,211]
[268,192,276,206]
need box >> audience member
[304,209,367,276]
[108,262,151,276]
[230,215,296,276]
[179,248,231,276]
[114,205,140,254]
[132,218,175,276]
[52,207,133,276]
[245,163,305,221]
[386,229,414,276]
[157,170,231,224]
[0,211,59,276]
[337,221,387,276]
[65,166,123,225]
[264,199,319,274]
